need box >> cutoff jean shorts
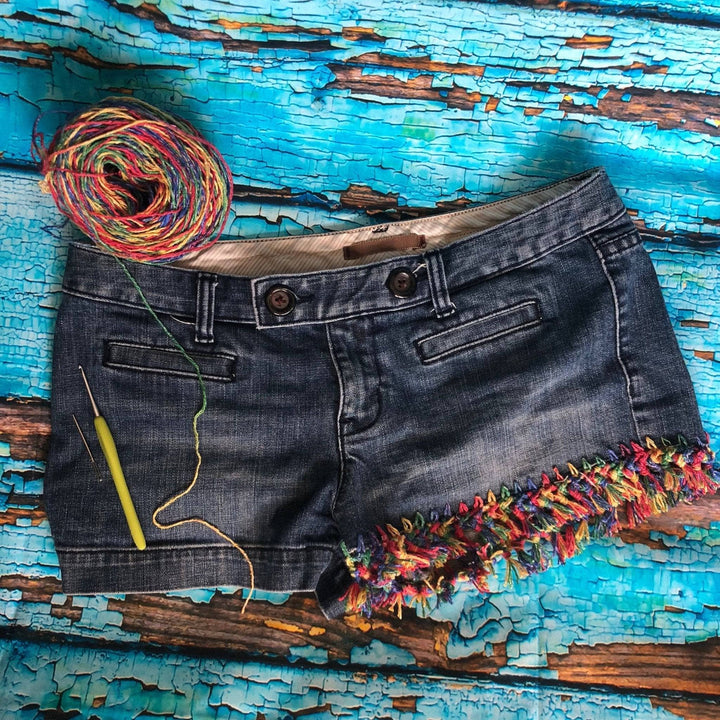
[45,167,719,618]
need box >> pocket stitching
[103,340,236,382]
[415,299,541,364]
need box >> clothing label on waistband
[343,233,427,260]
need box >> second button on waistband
[265,285,297,316]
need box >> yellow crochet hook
[78,365,147,551]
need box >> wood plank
[0,397,50,461]
[5,571,720,699]
[649,698,720,720]
[548,639,720,695]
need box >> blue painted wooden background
[1,0,719,718]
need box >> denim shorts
[45,167,719,618]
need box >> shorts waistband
[62,167,634,328]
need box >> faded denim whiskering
[45,167,718,618]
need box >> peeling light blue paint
[2,636,704,720]
[349,639,417,667]
[435,529,720,668]
[288,644,330,664]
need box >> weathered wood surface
[1,0,720,717]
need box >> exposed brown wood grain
[337,185,472,217]
[618,493,720,545]
[341,27,387,43]
[0,36,51,56]
[499,0,720,30]
[105,0,334,52]
[0,397,50,461]
[548,639,720,695]
[0,39,50,68]
[343,51,486,77]
[392,696,418,711]
[107,592,511,673]
[695,350,716,362]
[650,698,720,720]
[214,19,335,36]
[565,34,613,49]
[339,184,399,212]
[326,65,490,111]
[212,21,386,44]
[2,20,188,70]
[0,506,44,526]
[0,573,509,674]
[681,319,711,329]
[555,84,720,136]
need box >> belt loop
[195,272,218,344]
[424,250,456,319]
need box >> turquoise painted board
[1,0,720,718]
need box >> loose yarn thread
[34,97,254,611]
[118,260,254,614]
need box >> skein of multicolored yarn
[33,96,233,263]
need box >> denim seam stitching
[588,242,642,440]
[426,251,457,318]
[194,273,218,344]
[103,341,236,381]
[105,340,236,361]
[435,253,457,317]
[416,299,539,347]
[195,273,205,343]
[103,360,234,382]
[57,543,337,552]
[63,288,256,325]
[252,298,431,328]
[592,230,641,259]
[65,206,628,326]
[417,315,543,364]
[447,211,628,297]
[325,324,346,517]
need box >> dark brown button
[386,268,417,298]
[264,285,296,316]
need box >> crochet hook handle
[79,365,147,551]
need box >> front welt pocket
[103,341,237,382]
[415,299,542,364]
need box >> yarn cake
[33,96,233,263]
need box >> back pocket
[415,299,542,364]
[103,340,237,382]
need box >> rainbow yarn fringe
[33,96,232,263]
[341,435,720,617]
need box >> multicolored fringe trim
[341,435,720,617]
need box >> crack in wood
[490,0,720,30]
[650,697,720,720]
[104,0,334,53]
[505,81,720,136]
[343,51,486,77]
[326,64,490,110]
[0,29,188,70]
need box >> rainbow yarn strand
[33,96,232,263]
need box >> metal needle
[71,413,104,482]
